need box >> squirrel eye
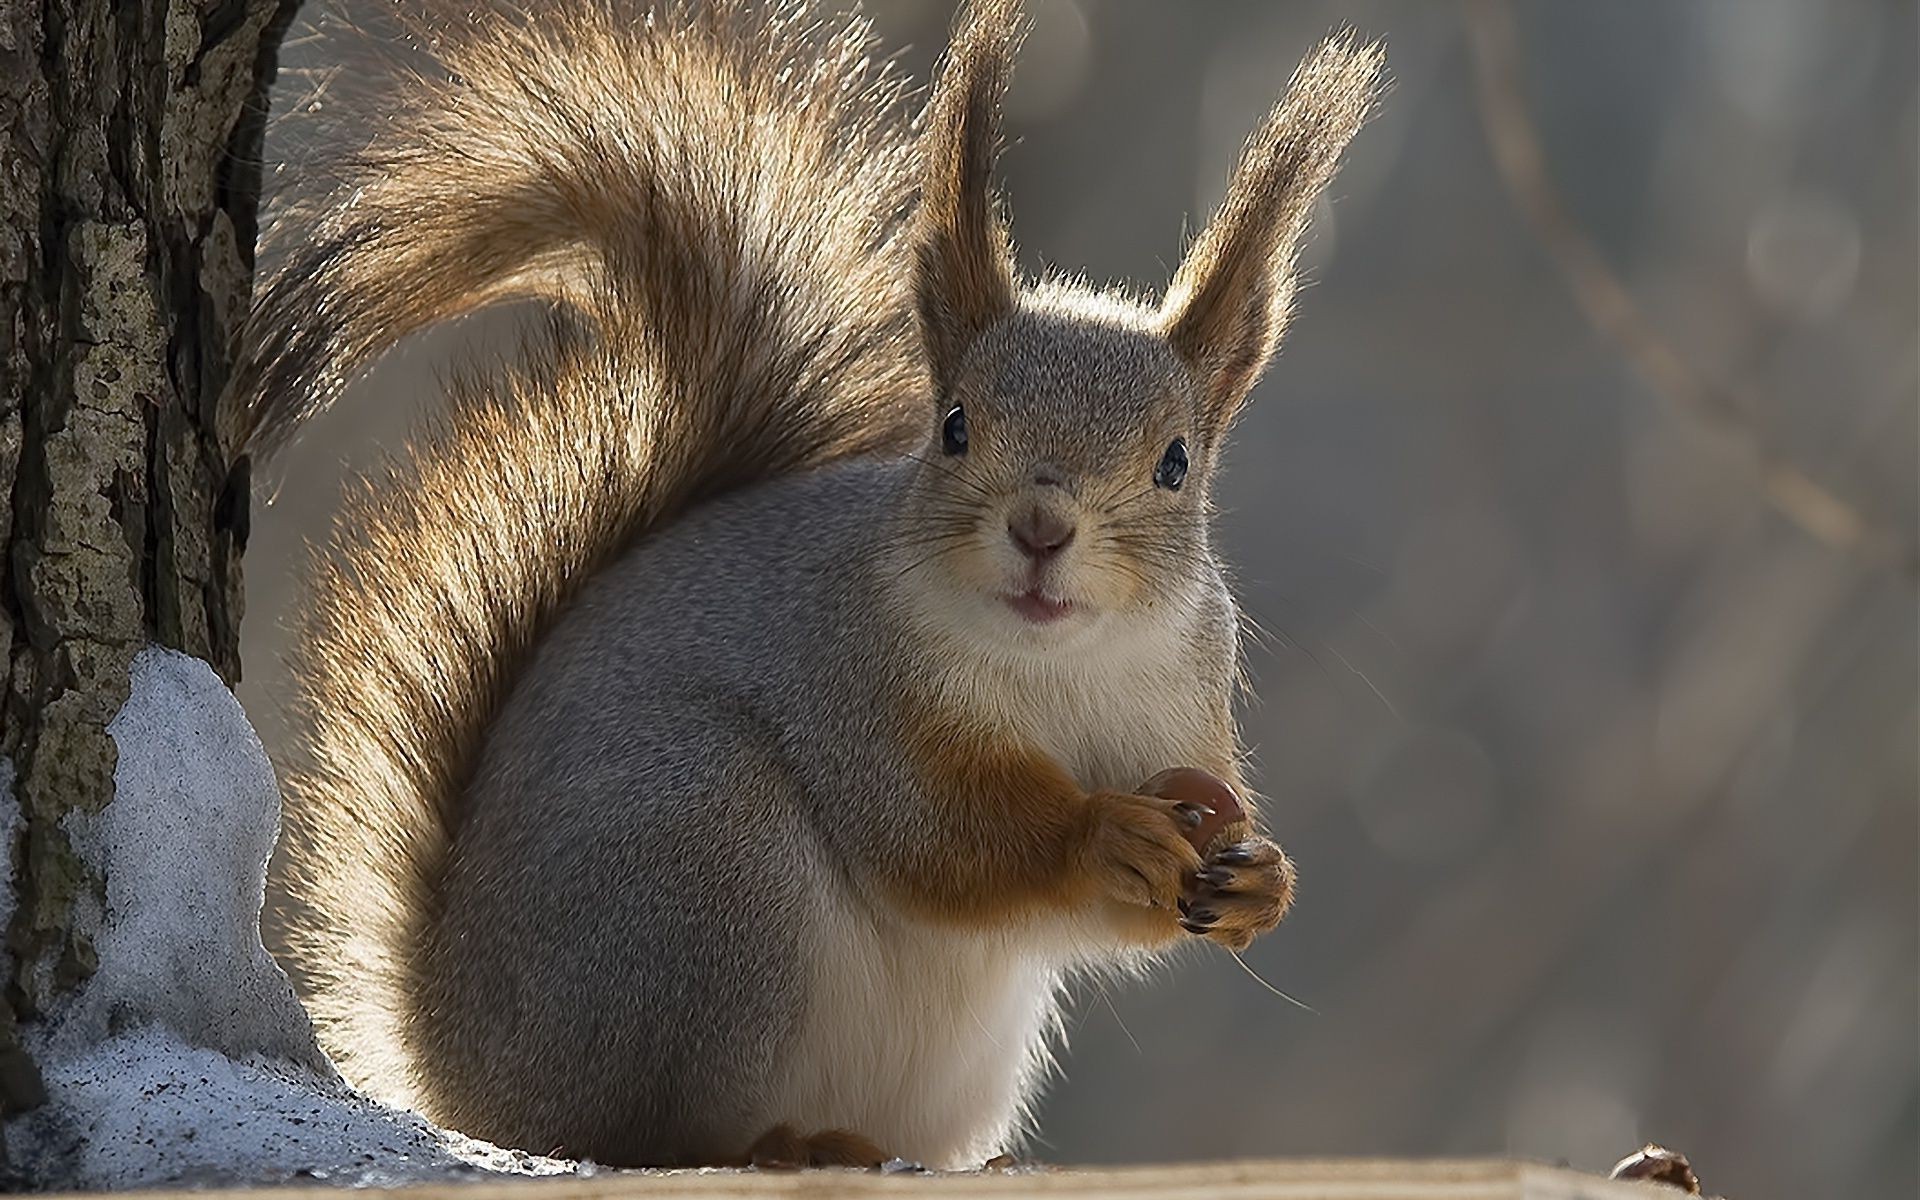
[941,405,969,456]
[1154,437,1188,490]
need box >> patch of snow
[56,647,326,1068]
[3,648,586,1189]
[12,1027,577,1191]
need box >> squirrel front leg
[884,715,1207,942]
[1183,829,1296,953]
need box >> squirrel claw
[1171,801,1214,830]
[1178,836,1295,947]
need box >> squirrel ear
[914,0,1023,399]
[1159,35,1382,433]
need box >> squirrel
[236,0,1379,1172]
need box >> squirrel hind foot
[744,1124,892,1170]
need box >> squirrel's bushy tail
[240,0,925,1103]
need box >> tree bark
[0,0,294,1124]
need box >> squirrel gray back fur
[241,0,1379,1168]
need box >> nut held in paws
[1141,768,1245,853]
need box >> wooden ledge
[99,1159,1674,1200]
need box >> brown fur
[913,0,1022,398]
[890,701,1291,951]
[1160,34,1384,436]
[888,706,1199,938]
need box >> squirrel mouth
[1004,588,1073,624]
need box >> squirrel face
[890,7,1379,659]
[894,294,1215,653]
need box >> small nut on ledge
[1609,1144,1702,1195]
[1141,767,1247,854]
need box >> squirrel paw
[1178,835,1295,951]
[746,1124,890,1170]
[1077,790,1207,911]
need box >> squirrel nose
[1008,507,1076,562]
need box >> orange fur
[887,706,1203,942]
[886,701,1290,952]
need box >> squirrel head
[890,0,1382,656]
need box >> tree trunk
[0,0,294,1125]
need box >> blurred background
[243,3,1918,1199]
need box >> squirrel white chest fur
[772,913,1062,1166]
[1008,650,1212,790]
[942,601,1232,790]
[767,613,1218,1167]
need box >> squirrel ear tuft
[1159,34,1382,434]
[914,0,1024,399]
